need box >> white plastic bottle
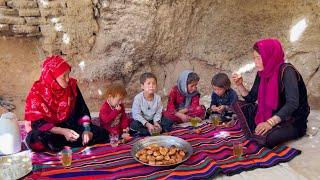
[0,112,22,155]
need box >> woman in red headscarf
[25,55,108,152]
[232,38,310,147]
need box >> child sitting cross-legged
[99,84,131,141]
[130,72,173,136]
[207,73,238,119]
[162,70,206,124]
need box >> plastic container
[0,112,21,155]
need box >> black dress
[26,86,109,152]
[240,63,310,147]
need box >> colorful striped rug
[25,119,300,180]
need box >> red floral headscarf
[24,55,77,124]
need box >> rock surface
[0,0,319,118]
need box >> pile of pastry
[135,144,186,165]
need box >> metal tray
[131,135,193,166]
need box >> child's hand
[123,127,129,133]
[62,128,80,142]
[178,108,188,114]
[146,122,155,134]
[211,105,219,112]
[82,131,93,145]
[154,122,162,132]
[121,132,131,142]
[216,105,225,113]
[181,114,191,122]
[175,112,190,122]
[115,104,122,111]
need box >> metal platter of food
[131,136,193,166]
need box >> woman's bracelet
[83,124,91,132]
[267,116,281,127]
[267,119,274,127]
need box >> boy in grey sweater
[130,73,173,136]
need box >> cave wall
[0,0,319,118]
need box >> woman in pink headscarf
[232,38,310,147]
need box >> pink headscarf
[254,39,285,125]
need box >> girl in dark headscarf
[163,70,205,123]
[232,38,310,147]
[25,55,108,152]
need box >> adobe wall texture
[0,0,319,118]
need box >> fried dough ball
[149,160,156,165]
[179,150,185,156]
[147,150,153,155]
[153,151,160,156]
[155,155,164,161]
[150,144,159,148]
[156,161,164,165]
[146,155,152,161]
[160,147,169,155]
[168,148,176,155]
[139,154,148,163]
[169,159,176,164]
[135,150,143,158]
[176,156,183,163]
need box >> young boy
[130,72,173,136]
[209,73,238,116]
[99,84,131,140]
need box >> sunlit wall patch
[290,18,308,42]
[79,61,85,71]
[62,33,70,45]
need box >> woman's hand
[61,128,80,142]
[82,131,93,145]
[255,122,273,136]
[232,73,243,87]
[231,73,249,97]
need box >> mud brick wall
[0,0,41,36]
[0,0,97,55]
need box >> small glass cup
[190,117,198,128]
[150,128,161,136]
[61,146,72,166]
[233,142,246,160]
[110,134,119,147]
[211,114,221,127]
[307,126,319,138]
